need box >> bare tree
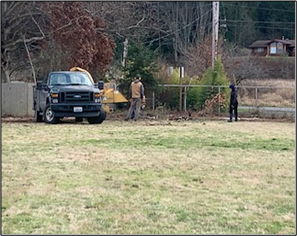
[82,2,156,42]
[224,53,267,85]
[183,35,226,78]
[1,2,46,82]
[157,2,213,63]
[80,1,163,81]
[81,2,214,65]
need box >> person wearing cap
[125,75,144,121]
[228,84,238,122]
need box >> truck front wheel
[75,117,83,122]
[44,104,59,124]
[98,108,106,124]
[87,108,106,124]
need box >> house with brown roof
[248,38,295,57]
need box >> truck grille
[60,92,94,103]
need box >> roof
[249,39,295,48]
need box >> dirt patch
[1,110,294,123]
[1,116,34,123]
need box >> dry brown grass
[241,78,295,88]
[239,79,295,107]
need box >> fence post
[179,67,184,111]
[218,86,221,116]
[152,91,155,110]
[255,86,258,108]
[183,85,187,112]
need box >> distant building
[248,38,295,57]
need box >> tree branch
[126,15,145,30]
[31,15,46,38]
[22,35,36,83]
[3,36,46,52]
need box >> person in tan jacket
[125,75,144,121]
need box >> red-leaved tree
[42,2,115,79]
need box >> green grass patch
[1,120,295,234]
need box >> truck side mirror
[98,81,104,90]
[36,81,43,89]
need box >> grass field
[1,119,296,234]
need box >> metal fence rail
[1,83,295,117]
[149,84,295,117]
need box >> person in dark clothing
[125,75,144,121]
[228,84,238,122]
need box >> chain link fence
[145,84,295,118]
[1,83,295,119]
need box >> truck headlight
[94,93,101,103]
[51,93,59,103]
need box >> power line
[142,3,295,46]
[221,3,295,13]
[143,8,213,45]
[222,19,295,25]
[226,24,295,31]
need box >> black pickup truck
[33,71,106,124]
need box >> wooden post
[179,67,184,111]
[152,92,155,110]
[183,86,187,112]
[255,86,258,108]
[218,86,221,116]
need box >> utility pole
[212,1,219,68]
[122,38,128,67]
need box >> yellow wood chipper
[69,67,128,113]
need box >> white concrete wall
[1,83,34,117]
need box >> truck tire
[87,117,100,124]
[44,104,59,124]
[34,110,43,122]
[87,108,106,124]
[98,108,106,124]
[75,117,83,122]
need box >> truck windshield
[48,72,93,86]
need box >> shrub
[158,58,230,112]
[193,57,230,112]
